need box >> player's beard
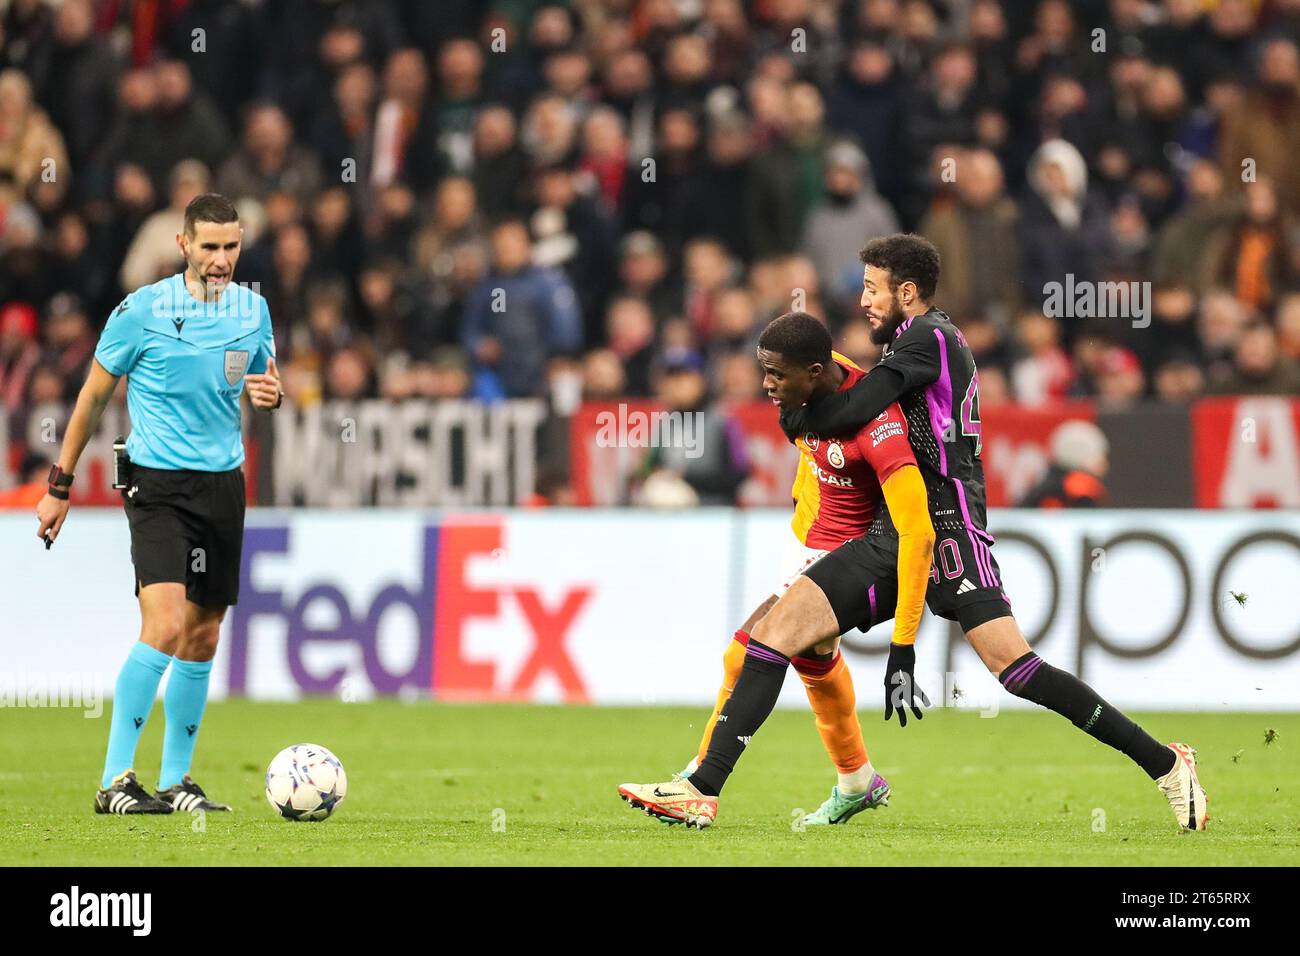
[868,292,908,345]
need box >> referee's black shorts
[123,465,246,608]
[804,531,1012,635]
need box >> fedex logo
[227,521,593,702]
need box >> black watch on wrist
[48,464,74,500]
[272,389,284,410]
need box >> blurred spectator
[615,230,680,322]
[1152,159,1235,288]
[827,40,903,204]
[1201,177,1296,313]
[1010,309,1073,406]
[1277,293,1300,363]
[529,163,619,343]
[1218,37,1300,213]
[42,292,94,400]
[47,210,111,317]
[38,0,116,175]
[682,237,737,342]
[307,61,378,192]
[0,68,68,194]
[369,48,442,194]
[1198,288,1254,382]
[1018,420,1109,508]
[1139,283,1201,372]
[622,106,706,258]
[919,147,1020,325]
[0,451,50,508]
[1095,346,1147,407]
[801,140,899,317]
[461,219,581,398]
[697,111,756,262]
[716,350,762,402]
[582,348,627,400]
[1019,139,1110,309]
[1208,323,1300,395]
[472,104,530,219]
[119,160,210,292]
[638,353,749,506]
[900,44,983,225]
[745,82,831,258]
[147,60,230,190]
[0,302,40,408]
[217,103,323,207]
[605,295,656,397]
[1153,353,1207,403]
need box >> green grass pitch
[2,701,1296,866]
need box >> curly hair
[859,234,941,301]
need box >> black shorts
[123,465,246,607]
[804,531,1011,635]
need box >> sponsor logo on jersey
[808,461,855,488]
[827,442,845,469]
[870,421,905,447]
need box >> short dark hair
[183,193,239,236]
[859,234,940,301]
[758,312,833,367]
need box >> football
[265,744,348,821]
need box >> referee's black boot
[155,775,231,813]
[95,770,174,814]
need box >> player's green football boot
[155,775,232,813]
[95,770,174,815]
[801,773,891,827]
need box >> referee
[36,193,281,814]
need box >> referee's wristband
[48,465,73,498]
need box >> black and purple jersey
[780,307,1000,590]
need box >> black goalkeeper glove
[884,642,930,727]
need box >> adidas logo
[956,578,977,594]
[736,735,752,747]
[106,791,138,813]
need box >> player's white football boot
[1155,742,1208,831]
[618,779,718,829]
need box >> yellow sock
[793,652,869,777]
[694,632,749,765]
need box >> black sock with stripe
[999,652,1176,780]
[690,638,790,796]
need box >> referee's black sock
[999,652,1177,780]
[690,639,790,797]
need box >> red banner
[1192,396,1300,508]
[570,399,1096,508]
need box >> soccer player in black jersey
[670,234,1208,832]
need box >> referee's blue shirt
[94,273,276,472]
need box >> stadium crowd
[2,0,1300,423]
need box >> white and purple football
[265,744,348,821]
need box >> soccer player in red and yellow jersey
[620,313,935,827]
